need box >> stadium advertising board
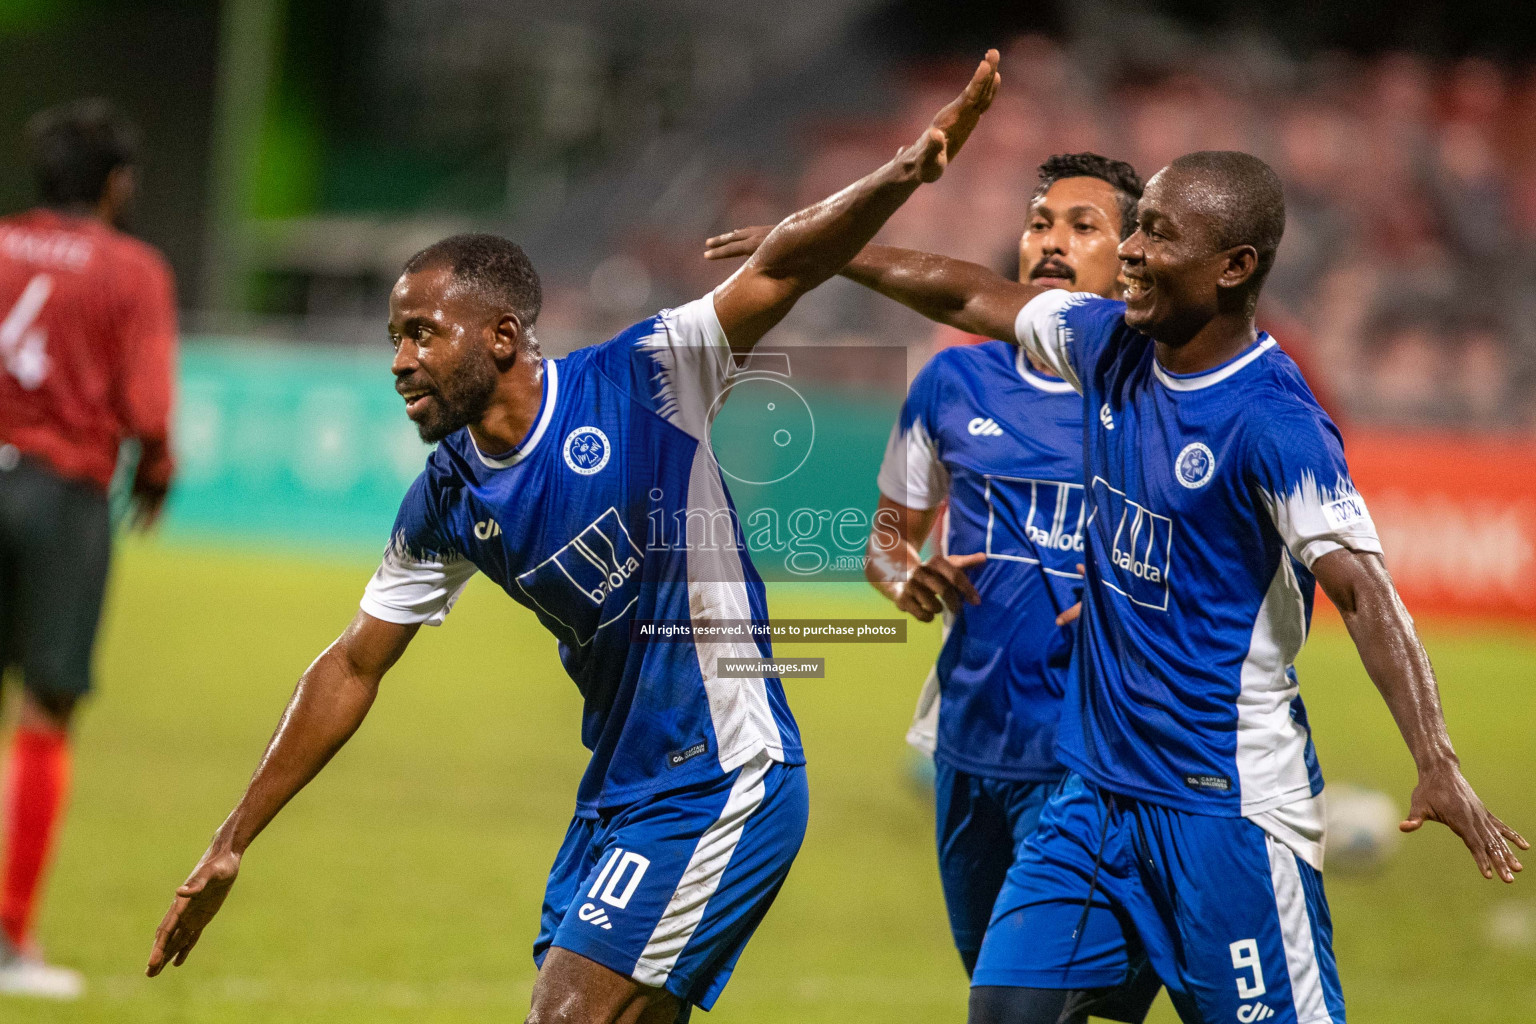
[1340,430,1536,624]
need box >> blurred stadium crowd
[8,4,1533,434]
[631,35,1536,432]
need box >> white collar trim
[472,359,558,469]
[1153,335,1276,392]
[1015,346,1076,393]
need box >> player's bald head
[1152,152,1286,290]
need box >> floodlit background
[2,0,1535,1020]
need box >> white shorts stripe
[1267,836,1334,1024]
[631,753,771,987]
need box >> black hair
[403,233,543,331]
[26,98,140,207]
[1164,151,1286,294]
[1034,152,1144,240]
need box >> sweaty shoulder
[1011,289,1127,390]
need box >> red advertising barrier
[1342,430,1536,623]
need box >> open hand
[900,48,1001,183]
[928,48,1001,167]
[146,847,242,976]
[1402,764,1528,882]
[705,225,774,262]
[894,551,986,622]
[705,51,999,260]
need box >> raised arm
[711,49,1001,354]
[146,611,419,975]
[1311,549,1527,881]
[708,235,1040,347]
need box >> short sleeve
[1012,290,1128,392]
[1248,410,1382,569]
[360,475,477,626]
[876,357,949,510]
[632,291,734,439]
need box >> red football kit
[0,208,177,491]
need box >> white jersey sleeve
[875,417,949,510]
[875,353,950,510]
[360,473,478,626]
[360,537,478,626]
[1012,289,1086,392]
[633,291,735,440]
[1249,410,1382,569]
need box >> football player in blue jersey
[709,153,1160,1023]
[144,52,1004,1024]
[734,150,1527,1024]
[863,154,1143,994]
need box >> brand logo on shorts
[967,416,1003,437]
[577,902,612,929]
[1175,442,1216,489]
[1237,1003,1275,1022]
[587,848,651,916]
[563,426,611,475]
[1099,403,1115,430]
[473,519,501,540]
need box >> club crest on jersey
[563,426,611,475]
[1175,442,1216,489]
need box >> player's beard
[412,349,499,444]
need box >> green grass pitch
[9,540,1536,1022]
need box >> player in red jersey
[0,98,177,998]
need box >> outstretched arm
[840,246,1040,341]
[147,611,419,975]
[710,229,1041,344]
[1312,549,1527,881]
[712,49,1001,354]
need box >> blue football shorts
[975,773,1345,1024]
[933,761,1056,959]
[533,751,808,1010]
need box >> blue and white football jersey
[361,295,803,818]
[1013,290,1381,856]
[878,340,1084,781]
